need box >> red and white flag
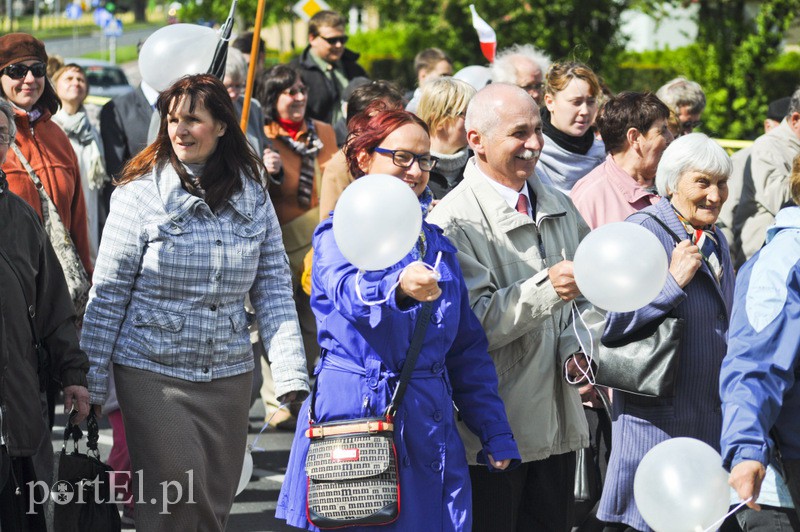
[470,4,497,64]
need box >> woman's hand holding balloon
[729,460,765,510]
[398,262,441,303]
[669,240,702,288]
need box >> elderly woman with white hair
[597,133,735,532]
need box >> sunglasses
[318,35,348,46]
[681,120,702,133]
[2,62,46,80]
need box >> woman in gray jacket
[81,75,309,531]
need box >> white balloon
[453,65,492,90]
[332,174,422,271]
[573,222,668,312]
[634,438,730,532]
[236,448,253,496]
[138,24,219,92]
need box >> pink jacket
[570,155,659,229]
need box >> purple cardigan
[596,197,734,531]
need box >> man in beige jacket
[739,89,800,261]
[428,83,603,531]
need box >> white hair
[225,47,248,84]
[655,133,732,196]
[656,77,706,115]
[491,44,551,84]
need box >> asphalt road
[44,27,157,60]
[51,400,299,531]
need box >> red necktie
[516,193,529,217]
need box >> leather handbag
[53,410,122,532]
[305,302,432,529]
[12,145,91,318]
[595,213,685,398]
[595,314,684,397]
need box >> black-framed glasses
[374,147,438,172]
[681,120,702,133]
[2,62,46,80]
[318,35,348,46]
[283,85,308,97]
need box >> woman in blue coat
[597,134,735,531]
[276,106,520,531]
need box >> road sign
[93,7,112,27]
[65,3,82,19]
[103,16,122,37]
[292,0,331,22]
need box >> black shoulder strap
[308,301,434,423]
[641,212,684,244]
[386,302,433,416]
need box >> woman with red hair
[276,107,520,531]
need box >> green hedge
[604,48,800,105]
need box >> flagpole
[241,0,267,133]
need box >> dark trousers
[0,457,46,532]
[471,452,576,532]
[736,505,800,531]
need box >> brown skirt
[114,365,251,532]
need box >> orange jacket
[4,107,93,277]
[265,119,336,226]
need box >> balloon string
[702,497,751,532]
[250,402,291,453]
[355,252,443,307]
[566,301,596,385]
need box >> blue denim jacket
[82,163,309,404]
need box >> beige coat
[428,160,602,463]
[740,121,800,260]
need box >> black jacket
[290,47,368,124]
[0,175,88,456]
[428,154,471,200]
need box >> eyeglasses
[681,120,702,133]
[283,85,308,97]
[2,62,46,80]
[520,82,544,92]
[317,35,348,46]
[374,147,438,171]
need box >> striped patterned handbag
[304,302,432,529]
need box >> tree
[362,0,630,73]
[634,0,800,138]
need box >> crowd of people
[0,7,798,532]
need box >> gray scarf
[53,107,107,190]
